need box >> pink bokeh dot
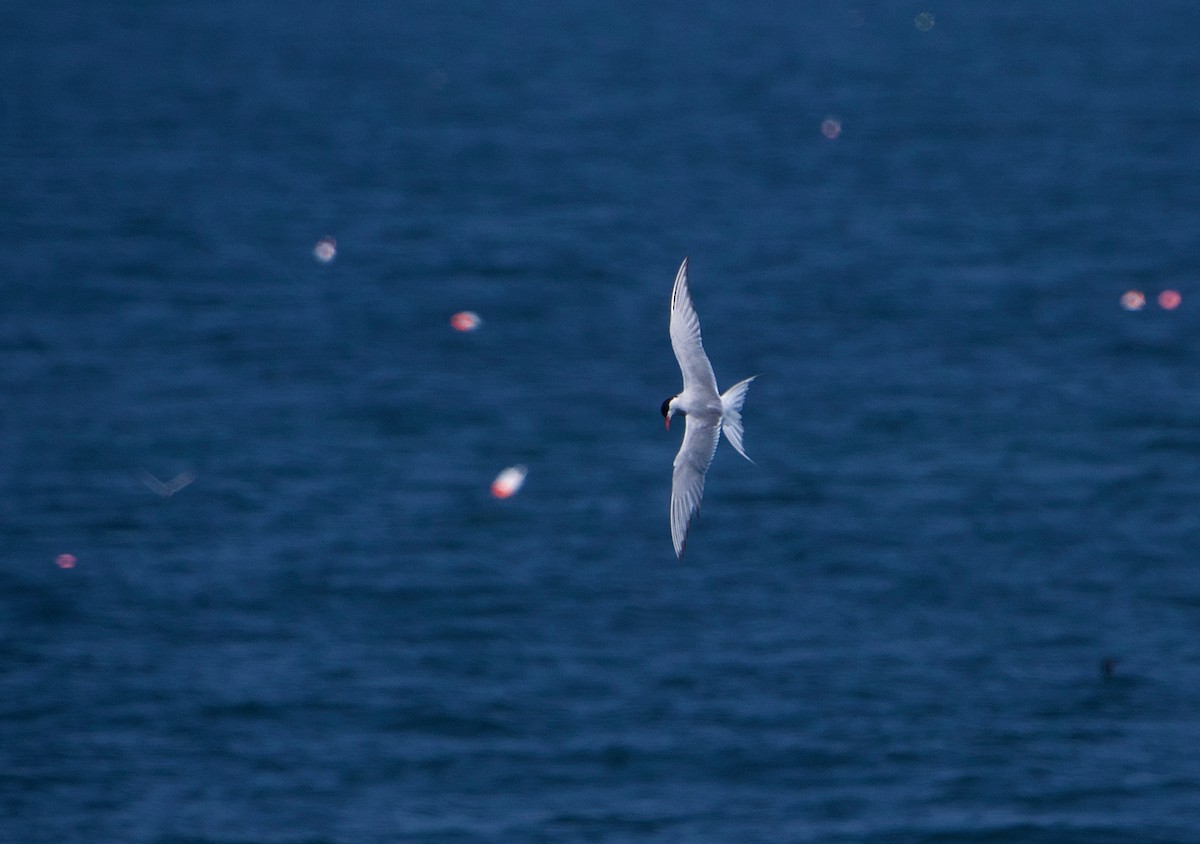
[1158,289,1182,310]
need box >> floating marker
[450,311,482,332]
[490,465,527,499]
[313,237,337,263]
[914,12,935,31]
[1120,290,1146,311]
[1158,289,1181,310]
[820,117,842,139]
[55,553,77,569]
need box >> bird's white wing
[670,412,722,558]
[136,468,169,496]
[164,471,196,495]
[670,258,719,398]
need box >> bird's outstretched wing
[669,258,719,399]
[670,412,721,558]
[137,468,169,496]
[137,468,196,497]
[163,471,196,495]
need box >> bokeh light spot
[313,237,337,263]
[915,12,935,31]
[450,311,482,332]
[55,553,77,569]
[491,465,528,499]
[1120,290,1146,311]
[820,118,842,139]
[1158,289,1182,310]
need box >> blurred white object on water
[491,465,527,499]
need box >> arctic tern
[661,258,756,558]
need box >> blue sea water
[4,1,1200,841]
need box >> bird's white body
[663,258,756,558]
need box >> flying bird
[137,468,196,498]
[661,258,756,558]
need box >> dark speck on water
[4,2,1200,842]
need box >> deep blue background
[4,2,1200,841]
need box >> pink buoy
[490,465,528,499]
[450,311,482,332]
[1158,289,1182,310]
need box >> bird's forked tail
[720,375,757,462]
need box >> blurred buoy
[1158,289,1181,310]
[451,311,482,332]
[490,465,527,499]
[820,117,842,139]
[313,237,337,263]
[1120,290,1145,311]
[55,553,77,569]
